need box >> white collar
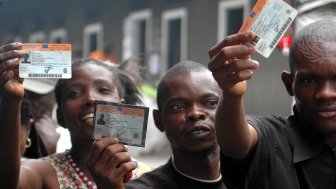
[171,156,222,183]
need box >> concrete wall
[0,0,293,117]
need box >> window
[49,28,67,43]
[161,8,187,71]
[29,31,46,43]
[83,23,104,56]
[247,0,259,10]
[123,9,152,66]
[218,0,246,41]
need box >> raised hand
[208,32,259,97]
[0,42,27,100]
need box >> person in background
[115,57,170,160]
[0,42,147,188]
[20,94,34,158]
[87,60,227,189]
[208,20,336,189]
[23,78,62,158]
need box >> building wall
[0,0,293,116]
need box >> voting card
[93,100,149,147]
[19,43,72,78]
[239,0,298,58]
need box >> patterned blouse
[41,151,151,189]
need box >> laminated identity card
[239,0,298,58]
[93,100,149,147]
[19,43,72,78]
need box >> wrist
[1,92,23,104]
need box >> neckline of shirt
[171,156,222,183]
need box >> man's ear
[281,71,294,96]
[153,109,164,132]
[56,107,67,128]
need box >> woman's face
[58,63,122,141]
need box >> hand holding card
[93,100,149,147]
[19,43,72,78]
[239,0,297,58]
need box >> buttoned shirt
[221,110,336,189]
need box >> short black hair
[156,60,209,109]
[289,20,336,73]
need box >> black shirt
[126,158,227,189]
[221,113,336,189]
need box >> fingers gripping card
[19,43,72,78]
[93,100,149,147]
[239,0,298,58]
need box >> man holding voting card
[208,0,336,188]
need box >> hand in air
[0,42,27,99]
[208,32,260,97]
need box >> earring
[25,138,32,148]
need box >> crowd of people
[1,17,336,189]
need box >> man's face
[154,71,221,153]
[290,41,336,134]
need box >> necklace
[171,156,222,183]
[66,150,97,189]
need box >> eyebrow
[93,78,115,85]
[63,82,82,89]
[164,93,220,104]
[165,96,185,104]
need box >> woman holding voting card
[0,42,146,189]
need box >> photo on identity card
[93,100,149,147]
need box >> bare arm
[0,93,22,188]
[0,43,60,189]
[0,42,26,188]
[215,94,258,158]
[208,32,259,158]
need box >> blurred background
[1,0,296,168]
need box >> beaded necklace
[65,150,97,189]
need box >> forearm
[216,95,255,159]
[0,94,22,187]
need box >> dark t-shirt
[221,113,336,189]
[126,158,227,189]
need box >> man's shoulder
[126,162,175,189]
[247,115,288,128]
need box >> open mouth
[190,129,209,135]
[80,113,94,125]
[188,125,212,138]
